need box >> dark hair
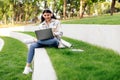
[41,9,56,23]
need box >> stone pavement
[0,38,4,51]
[0,24,120,80]
[1,24,119,53]
[62,24,120,53]
[33,48,57,80]
[8,31,57,80]
[0,24,120,53]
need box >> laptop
[35,28,54,40]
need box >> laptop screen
[35,28,54,40]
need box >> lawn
[0,32,120,80]
[0,13,120,28]
[0,12,120,80]
[61,13,120,25]
[23,32,120,80]
[0,37,31,80]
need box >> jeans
[27,38,59,63]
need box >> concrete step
[32,48,57,80]
[8,31,57,80]
[0,38,4,51]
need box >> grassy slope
[0,37,31,80]
[61,13,120,24]
[23,32,120,80]
[47,37,120,80]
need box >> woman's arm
[52,20,63,39]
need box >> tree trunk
[93,3,98,16]
[63,0,66,19]
[3,14,7,24]
[81,3,87,18]
[25,13,29,24]
[79,0,83,18]
[11,14,14,25]
[44,0,48,9]
[19,13,23,22]
[111,0,116,15]
[53,0,56,13]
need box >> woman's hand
[33,38,37,42]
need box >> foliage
[0,0,119,24]
[61,13,120,24]
[0,0,42,24]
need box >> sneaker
[58,43,65,48]
[23,66,32,74]
[61,39,72,48]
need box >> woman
[23,9,64,74]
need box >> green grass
[61,13,120,25]
[47,37,120,80]
[0,37,31,80]
[23,32,120,80]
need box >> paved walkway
[62,24,120,53]
[33,48,57,80]
[0,38,4,51]
[0,24,120,53]
[0,24,120,80]
[1,24,119,53]
[10,32,34,43]
[6,31,57,80]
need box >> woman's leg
[38,38,59,47]
[26,38,59,66]
[23,38,59,74]
[26,38,59,64]
[27,42,42,64]
[23,42,42,74]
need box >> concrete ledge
[32,48,57,80]
[0,38,4,51]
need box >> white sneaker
[61,39,72,48]
[24,38,37,44]
[58,43,65,48]
[23,66,32,74]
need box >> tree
[79,0,105,18]
[79,0,83,18]
[0,0,115,24]
[0,0,13,24]
[63,0,67,19]
[111,0,116,15]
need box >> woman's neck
[45,19,51,24]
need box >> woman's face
[43,13,52,22]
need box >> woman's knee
[53,39,59,47]
[30,43,39,49]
